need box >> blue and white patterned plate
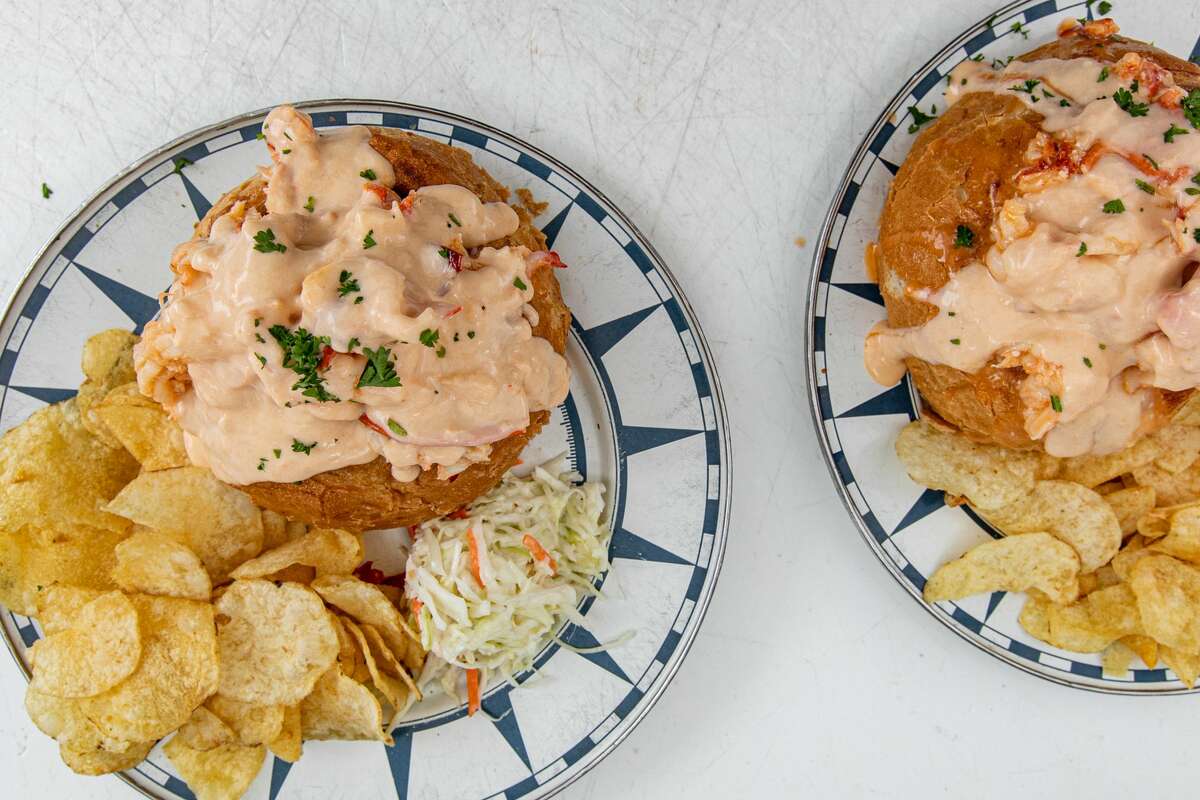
[806,0,1200,694]
[0,100,731,797]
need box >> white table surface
[2,0,1196,797]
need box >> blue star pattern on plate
[0,102,731,798]
[807,0,1200,694]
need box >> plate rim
[0,98,735,796]
[802,0,1196,696]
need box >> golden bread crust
[190,127,570,530]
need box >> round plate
[805,1,1200,694]
[0,100,731,797]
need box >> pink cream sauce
[135,106,570,485]
[864,45,1200,456]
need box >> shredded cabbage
[405,457,609,700]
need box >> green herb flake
[1143,153,1160,170]
[254,317,262,327]
[1102,198,1126,214]
[1099,343,1107,350]
[1195,227,1200,244]
[1136,179,1156,195]
[950,338,961,345]
[253,228,287,254]
[513,276,528,291]
[1059,99,1070,107]
[257,457,267,471]
[387,418,407,437]
[304,195,316,213]
[273,448,281,459]
[1050,394,1063,413]
[467,330,476,339]
[172,157,193,175]
[1113,86,1150,117]
[1011,79,1041,96]
[1164,124,1189,143]
[1186,89,1200,129]
[437,247,450,259]
[255,333,265,343]
[256,131,265,140]
[970,54,984,62]
[448,213,462,227]
[1010,21,1028,39]
[1083,356,1093,368]
[268,325,338,402]
[954,225,974,248]
[362,229,377,249]
[948,311,956,317]
[357,345,401,388]
[347,337,360,350]
[1098,66,1110,83]
[359,168,377,180]
[40,182,52,199]
[1077,241,1088,257]
[282,148,291,155]
[1098,0,1112,14]
[907,104,937,134]
[255,353,267,368]
[337,270,361,297]
[291,438,316,455]
[1186,187,1200,196]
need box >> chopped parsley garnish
[40,182,52,199]
[950,338,961,345]
[948,311,956,317]
[1098,67,1109,83]
[1050,394,1063,413]
[1077,241,1088,257]
[357,345,401,388]
[337,270,361,297]
[255,333,265,343]
[172,157,193,174]
[387,419,407,437]
[419,328,439,348]
[354,296,364,304]
[256,131,265,140]
[907,104,937,134]
[1102,198,1126,214]
[1193,172,1200,186]
[273,448,281,458]
[282,148,291,154]
[1098,0,1112,14]
[970,54,985,62]
[1099,343,1107,350]
[1083,356,1093,368]
[1059,99,1070,107]
[254,317,261,327]
[304,195,315,213]
[1011,79,1041,96]
[1113,86,1149,117]
[257,457,267,471]
[254,353,266,367]
[1135,179,1156,195]
[1143,153,1160,170]
[284,131,292,141]
[1010,21,1028,39]
[1165,124,1189,143]
[467,330,476,339]
[253,228,287,253]
[437,247,450,259]
[435,345,446,358]
[448,213,462,227]
[1186,187,1200,196]
[291,439,316,455]
[268,325,338,401]
[1195,228,1200,244]
[347,337,360,350]
[991,57,1013,71]
[954,225,974,248]
[1183,89,1200,129]
[359,168,377,180]
[513,276,528,291]
[362,230,377,249]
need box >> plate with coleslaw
[0,100,731,799]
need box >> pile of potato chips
[897,406,1200,687]
[0,330,425,799]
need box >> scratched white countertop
[1,1,1196,798]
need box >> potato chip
[331,614,365,679]
[1173,392,1200,426]
[312,575,419,659]
[230,528,362,581]
[923,532,1079,604]
[1120,634,1159,669]
[25,686,129,754]
[895,421,1038,510]
[80,595,218,742]
[0,524,129,616]
[262,564,316,584]
[205,694,284,746]
[1111,535,1154,581]
[359,622,420,708]
[1103,486,1156,536]
[35,585,106,636]
[1148,504,1200,563]
[76,329,138,447]
[30,591,140,698]
[299,667,389,743]
[60,738,153,776]
[113,529,211,600]
[1101,639,1136,677]
[1018,584,1141,652]
[261,510,299,551]
[214,579,337,705]
[1160,645,1200,688]
[268,704,302,763]
[1128,554,1200,653]
[1129,458,1200,506]
[176,706,237,751]
[1151,423,1200,474]
[1058,434,1161,487]
[93,382,189,470]
[340,618,410,713]
[0,401,137,537]
[980,481,1120,572]
[105,466,263,582]
[164,736,266,800]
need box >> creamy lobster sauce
[865,40,1200,456]
[136,106,569,485]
